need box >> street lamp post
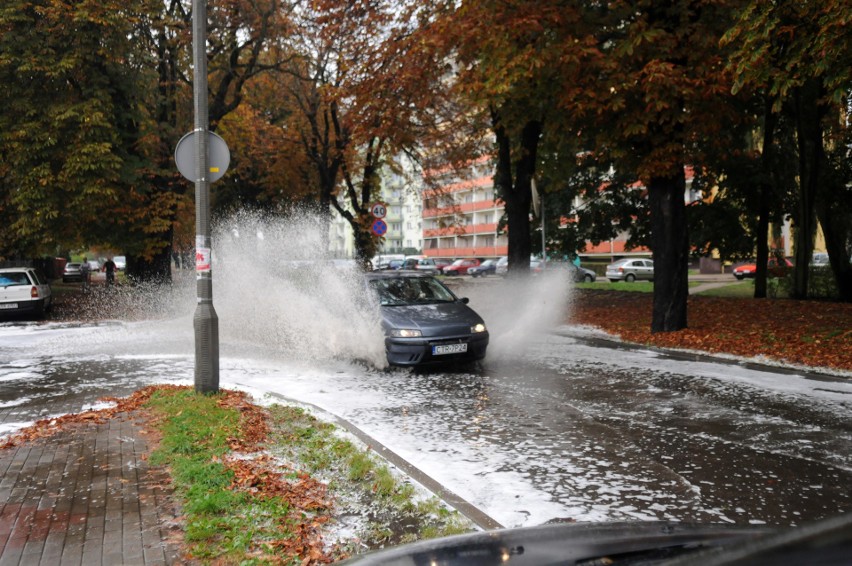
[192,0,219,394]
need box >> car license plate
[432,343,467,355]
[0,303,18,309]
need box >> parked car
[400,257,441,274]
[733,257,793,279]
[441,258,480,276]
[467,259,498,277]
[366,271,489,367]
[62,262,84,283]
[0,267,52,319]
[374,259,404,271]
[113,256,126,271]
[495,256,508,275]
[86,259,101,273]
[566,263,597,283]
[606,258,654,282]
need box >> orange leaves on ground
[569,290,852,371]
[225,454,334,563]
[215,389,270,451]
[0,384,176,450]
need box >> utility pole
[192,0,219,394]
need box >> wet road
[1,317,850,530]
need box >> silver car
[606,258,654,282]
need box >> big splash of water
[39,210,574,371]
[210,211,388,368]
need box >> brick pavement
[0,412,184,565]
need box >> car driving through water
[366,271,489,367]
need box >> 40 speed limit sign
[369,202,387,219]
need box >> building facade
[421,160,507,260]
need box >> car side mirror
[459,297,469,304]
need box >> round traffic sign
[174,130,230,183]
[371,219,388,237]
[370,202,387,219]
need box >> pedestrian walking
[80,256,91,292]
[103,257,117,286]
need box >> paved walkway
[0,412,183,565]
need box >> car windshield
[369,277,457,306]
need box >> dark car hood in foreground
[340,514,852,565]
[380,302,484,338]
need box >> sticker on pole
[196,247,212,273]
[371,219,388,237]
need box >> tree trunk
[816,196,852,302]
[754,99,777,299]
[649,172,690,333]
[491,108,540,276]
[791,80,825,299]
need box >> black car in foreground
[366,271,489,367]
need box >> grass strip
[143,387,473,564]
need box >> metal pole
[192,0,219,394]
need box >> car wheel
[584,274,593,283]
[625,273,636,283]
[734,273,744,280]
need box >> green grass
[146,389,290,563]
[575,280,655,292]
[143,389,473,563]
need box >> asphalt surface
[0,271,778,565]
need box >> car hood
[380,302,484,337]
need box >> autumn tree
[724,0,852,301]
[278,0,456,263]
[123,0,295,282]
[422,1,595,275]
[0,0,157,261]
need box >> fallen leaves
[568,290,852,372]
[0,384,173,450]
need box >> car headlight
[471,323,487,334]
[389,329,422,338]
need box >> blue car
[366,271,489,367]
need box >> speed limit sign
[370,202,387,219]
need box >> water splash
[455,269,573,362]
[212,211,388,368]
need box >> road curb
[246,387,505,531]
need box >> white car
[0,267,53,318]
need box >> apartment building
[421,160,508,260]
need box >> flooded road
[1,316,849,530]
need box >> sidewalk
[0,410,183,565]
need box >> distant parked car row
[375,256,602,281]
